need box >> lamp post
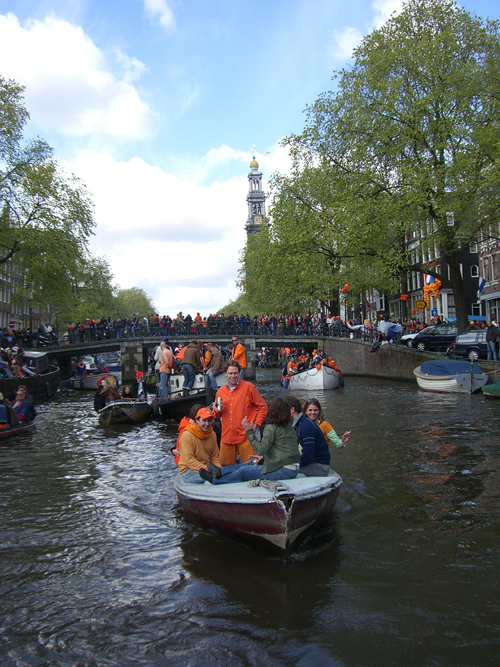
[54,307,60,335]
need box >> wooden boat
[414,360,489,394]
[174,470,343,556]
[69,372,105,390]
[0,420,36,439]
[288,365,341,391]
[0,351,59,400]
[98,400,152,426]
[152,390,209,420]
[482,379,500,397]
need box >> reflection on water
[1,371,499,666]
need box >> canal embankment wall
[319,338,500,383]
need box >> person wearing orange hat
[178,407,221,484]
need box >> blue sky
[1,0,499,316]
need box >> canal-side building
[477,221,500,322]
[245,155,267,236]
[0,261,41,331]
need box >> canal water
[1,370,499,666]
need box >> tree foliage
[114,287,156,318]
[244,0,500,328]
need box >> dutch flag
[478,277,486,294]
[425,274,434,284]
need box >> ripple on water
[1,375,500,666]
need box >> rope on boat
[247,479,291,495]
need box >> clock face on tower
[254,215,263,224]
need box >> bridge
[43,335,342,381]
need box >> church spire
[245,149,266,235]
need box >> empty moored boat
[413,360,489,394]
[98,400,152,427]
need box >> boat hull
[414,366,488,394]
[288,365,341,391]
[0,368,59,400]
[169,372,226,397]
[0,420,36,439]
[98,400,152,426]
[153,392,209,420]
[69,373,105,390]
[174,471,342,556]
[482,380,500,397]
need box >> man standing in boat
[214,360,267,466]
[158,341,174,399]
[205,342,224,391]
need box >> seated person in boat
[0,392,19,427]
[173,402,205,466]
[132,371,147,399]
[75,359,86,376]
[297,353,312,372]
[12,387,35,423]
[12,348,35,377]
[286,395,331,476]
[178,407,221,484]
[0,349,14,378]
[121,385,135,400]
[303,399,350,449]
[99,375,121,406]
[199,397,300,485]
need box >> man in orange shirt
[230,335,247,379]
[214,360,267,465]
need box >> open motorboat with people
[69,372,107,390]
[169,371,226,398]
[0,351,59,400]
[287,364,342,391]
[0,420,36,439]
[413,360,489,394]
[98,400,152,427]
[174,470,343,556]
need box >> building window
[472,303,481,316]
[471,265,479,278]
[482,257,490,282]
[448,293,456,319]
[492,255,498,281]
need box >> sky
[1,0,500,317]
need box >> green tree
[294,0,500,329]
[114,287,156,317]
[0,76,94,294]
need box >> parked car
[446,330,488,360]
[400,326,435,347]
[409,323,459,351]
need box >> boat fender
[339,375,344,389]
[45,380,52,397]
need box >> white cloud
[0,13,155,138]
[330,26,364,63]
[372,0,404,28]
[143,0,175,31]
[329,0,404,64]
[62,141,292,316]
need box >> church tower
[245,153,266,235]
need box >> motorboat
[413,360,489,394]
[98,400,152,427]
[69,373,107,390]
[0,420,36,439]
[169,371,226,397]
[96,352,121,374]
[288,365,342,391]
[482,379,500,397]
[174,470,342,556]
[0,351,59,400]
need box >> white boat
[174,470,342,556]
[288,365,342,391]
[169,372,226,397]
[413,360,489,394]
[69,372,106,390]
